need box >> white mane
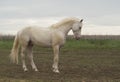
[51,17,79,29]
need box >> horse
[10,17,83,73]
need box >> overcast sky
[0,0,120,35]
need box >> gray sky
[0,0,120,35]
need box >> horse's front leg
[52,45,60,73]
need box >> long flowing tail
[10,34,20,64]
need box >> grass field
[0,39,120,82]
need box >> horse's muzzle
[75,36,80,40]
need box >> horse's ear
[80,19,83,22]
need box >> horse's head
[72,19,83,40]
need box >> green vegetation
[0,39,120,50]
[0,40,13,50]
[64,39,120,49]
[0,39,120,82]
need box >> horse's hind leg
[27,44,38,72]
[21,46,28,72]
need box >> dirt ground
[0,48,120,82]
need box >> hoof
[24,69,28,72]
[53,69,60,73]
[34,69,39,72]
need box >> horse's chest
[52,32,65,46]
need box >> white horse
[10,17,83,73]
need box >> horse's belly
[32,34,52,46]
[35,39,52,47]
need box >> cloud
[0,0,120,35]
[0,17,120,35]
[89,14,120,26]
[82,25,120,35]
[0,17,66,34]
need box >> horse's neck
[57,24,72,36]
